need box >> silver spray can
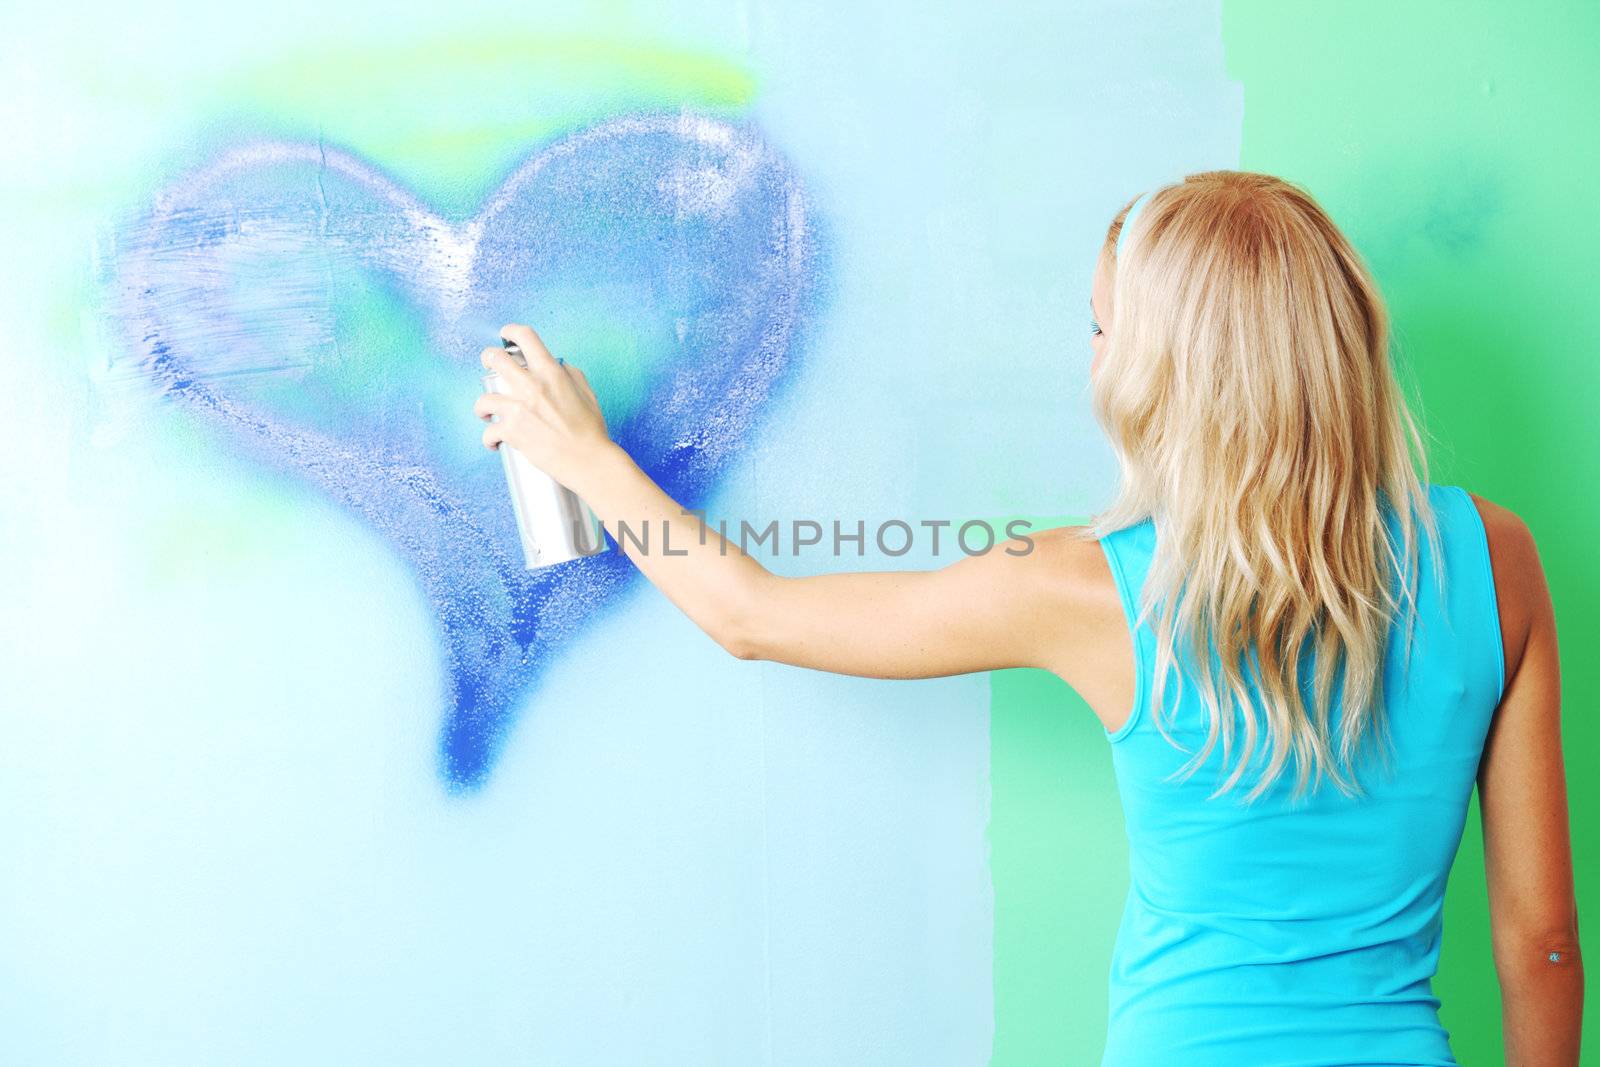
[481,340,607,569]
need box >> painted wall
[3,1,1587,1064]
[0,1,1235,1063]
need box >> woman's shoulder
[1013,524,1142,726]
[1455,486,1533,550]
[1020,523,1139,589]
[1448,486,1538,597]
[1449,485,1544,686]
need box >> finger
[474,392,530,423]
[480,345,539,395]
[482,421,504,451]
[499,323,562,382]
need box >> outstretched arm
[474,323,1093,681]
[570,440,1088,678]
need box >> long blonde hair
[1082,170,1442,804]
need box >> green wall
[991,3,1600,1062]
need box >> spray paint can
[481,340,607,569]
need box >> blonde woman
[473,170,1581,1065]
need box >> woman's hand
[473,322,617,492]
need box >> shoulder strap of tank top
[1437,484,1508,705]
[1097,519,1159,741]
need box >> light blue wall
[0,1,1238,1062]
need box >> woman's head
[1084,170,1440,803]
[1090,172,1389,386]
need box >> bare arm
[1471,493,1583,1065]
[475,323,1098,681]
[571,440,1094,678]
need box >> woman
[473,170,1581,1065]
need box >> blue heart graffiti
[102,112,830,793]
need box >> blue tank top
[1095,483,1505,1067]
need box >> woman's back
[1095,483,1504,1067]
